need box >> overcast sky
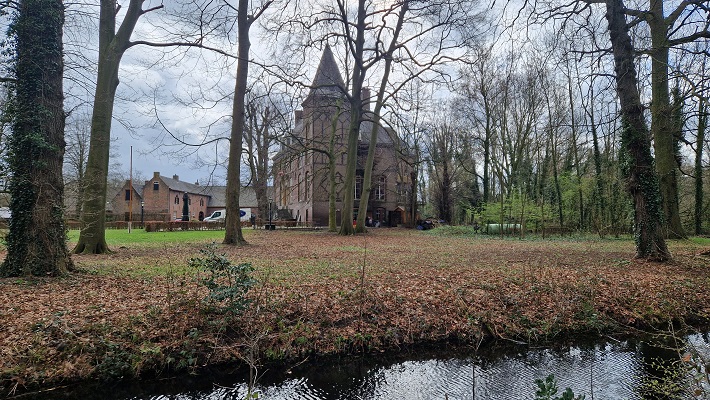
[60,1,334,187]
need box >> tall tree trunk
[565,60,584,230]
[1,0,73,276]
[328,100,343,232]
[355,1,408,232]
[649,0,685,239]
[605,0,670,260]
[245,104,271,224]
[550,131,564,228]
[483,129,491,203]
[696,98,707,235]
[409,168,418,227]
[590,99,606,236]
[75,158,85,218]
[440,153,452,223]
[223,0,251,245]
[74,0,144,254]
[338,0,366,236]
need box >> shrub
[189,243,257,315]
[535,375,585,400]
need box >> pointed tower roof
[308,45,346,99]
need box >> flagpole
[129,145,132,233]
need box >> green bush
[190,243,257,315]
[535,375,585,400]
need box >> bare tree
[456,45,500,204]
[425,120,463,223]
[74,0,167,254]
[244,89,286,224]
[64,111,91,218]
[333,0,482,233]
[74,0,240,253]
[223,0,274,245]
[393,80,431,228]
[695,96,707,235]
[641,0,709,238]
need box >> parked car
[204,210,226,222]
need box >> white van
[204,210,226,222]
[204,209,251,222]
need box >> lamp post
[268,197,273,230]
[140,200,144,227]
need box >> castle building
[272,46,413,227]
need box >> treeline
[401,13,709,239]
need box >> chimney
[362,88,371,112]
[173,175,179,181]
[153,171,160,179]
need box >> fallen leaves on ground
[1,229,709,395]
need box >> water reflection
[22,334,709,400]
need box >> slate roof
[132,183,144,199]
[160,175,206,196]
[157,175,269,208]
[359,113,395,145]
[309,45,347,99]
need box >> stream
[20,333,710,399]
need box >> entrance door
[389,209,402,226]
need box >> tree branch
[140,4,164,15]
[666,0,702,26]
[669,30,710,46]
[126,40,237,58]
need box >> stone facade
[273,46,413,227]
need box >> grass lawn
[2,227,709,395]
[67,228,229,247]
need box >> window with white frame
[375,176,386,200]
[355,175,363,200]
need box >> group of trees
[0,0,708,275]
[410,1,710,261]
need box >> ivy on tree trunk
[1,0,74,276]
[605,0,670,261]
